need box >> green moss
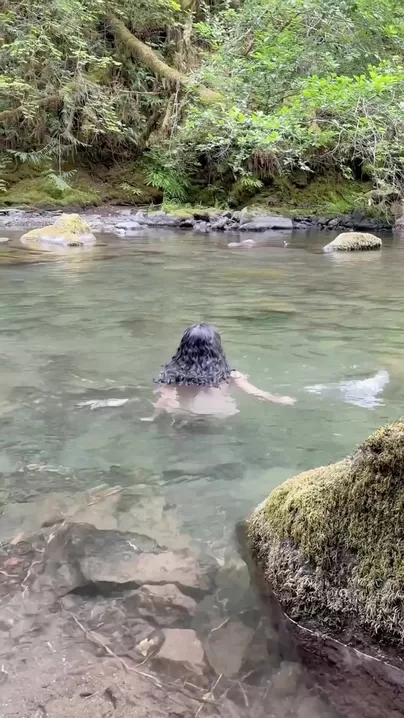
[159,204,194,220]
[103,164,162,205]
[324,231,382,251]
[0,163,162,209]
[0,176,101,209]
[190,184,228,208]
[161,202,227,218]
[20,214,95,247]
[247,174,380,219]
[1,162,389,220]
[53,213,93,235]
[248,422,404,644]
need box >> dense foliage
[2,0,404,209]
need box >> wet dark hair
[156,323,232,387]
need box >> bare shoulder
[230,370,244,380]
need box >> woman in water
[149,323,295,419]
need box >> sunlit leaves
[166,0,404,200]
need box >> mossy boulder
[323,231,382,252]
[20,214,96,248]
[248,422,404,648]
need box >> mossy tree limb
[107,14,220,103]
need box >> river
[0,225,401,716]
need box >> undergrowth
[2,0,404,213]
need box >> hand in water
[259,392,296,405]
[277,395,296,405]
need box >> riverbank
[0,205,393,237]
[0,167,395,234]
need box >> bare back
[152,370,295,420]
[154,381,239,418]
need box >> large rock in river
[246,421,404,718]
[20,213,96,248]
[323,231,382,251]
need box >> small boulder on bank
[323,231,382,252]
[20,213,96,248]
[134,210,184,227]
[239,207,293,232]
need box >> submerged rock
[205,617,254,677]
[323,231,382,251]
[20,213,96,248]
[37,523,216,597]
[155,628,206,675]
[246,421,404,717]
[123,583,197,625]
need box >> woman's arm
[231,371,296,405]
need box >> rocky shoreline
[0,206,392,237]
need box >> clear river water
[0,225,402,716]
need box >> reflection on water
[0,226,402,716]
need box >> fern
[145,162,190,202]
[236,174,263,192]
[119,182,143,198]
[7,148,52,167]
[44,169,76,194]
[231,173,263,201]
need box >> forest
[2,0,404,216]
